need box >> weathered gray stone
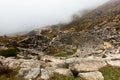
[69,60,107,72]
[40,68,53,80]
[103,54,120,60]
[65,57,82,64]
[54,68,72,76]
[17,61,41,80]
[107,60,120,67]
[17,67,40,80]
[78,71,104,80]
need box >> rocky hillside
[0,0,120,80]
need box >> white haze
[0,0,109,35]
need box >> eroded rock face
[18,34,51,51]
[78,71,104,80]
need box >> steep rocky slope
[20,0,120,57]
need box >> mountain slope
[28,0,120,39]
[60,0,120,31]
[0,0,120,57]
[9,0,117,58]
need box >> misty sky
[0,0,109,35]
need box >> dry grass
[100,66,120,80]
[0,36,26,44]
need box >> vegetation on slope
[47,73,83,80]
[0,36,26,44]
[0,70,24,80]
[59,0,120,32]
[100,66,120,80]
[0,47,17,57]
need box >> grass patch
[55,49,77,57]
[45,45,77,57]
[0,36,26,44]
[0,47,17,57]
[46,73,83,80]
[0,70,25,80]
[45,44,77,57]
[43,33,57,38]
[100,66,120,80]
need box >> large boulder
[78,71,104,80]
[17,67,40,80]
[107,60,120,67]
[69,60,107,72]
[17,61,41,80]
[103,54,120,60]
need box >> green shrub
[0,47,17,57]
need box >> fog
[0,0,109,35]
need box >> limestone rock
[69,60,107,72]
[20,61,40,68]
[0,61,4,70]
[40,68,53,80]
[78,71,104,80]
[107,60,120,67]
[103,54,120,60]
[17,67,40,80]
[2,58,21,69]
[54,68,72,76]
[41,56,66,69]
[17,61,41,80]
[65,57,81,64]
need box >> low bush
[0,47,17,57]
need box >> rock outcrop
[0,53,120,80]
